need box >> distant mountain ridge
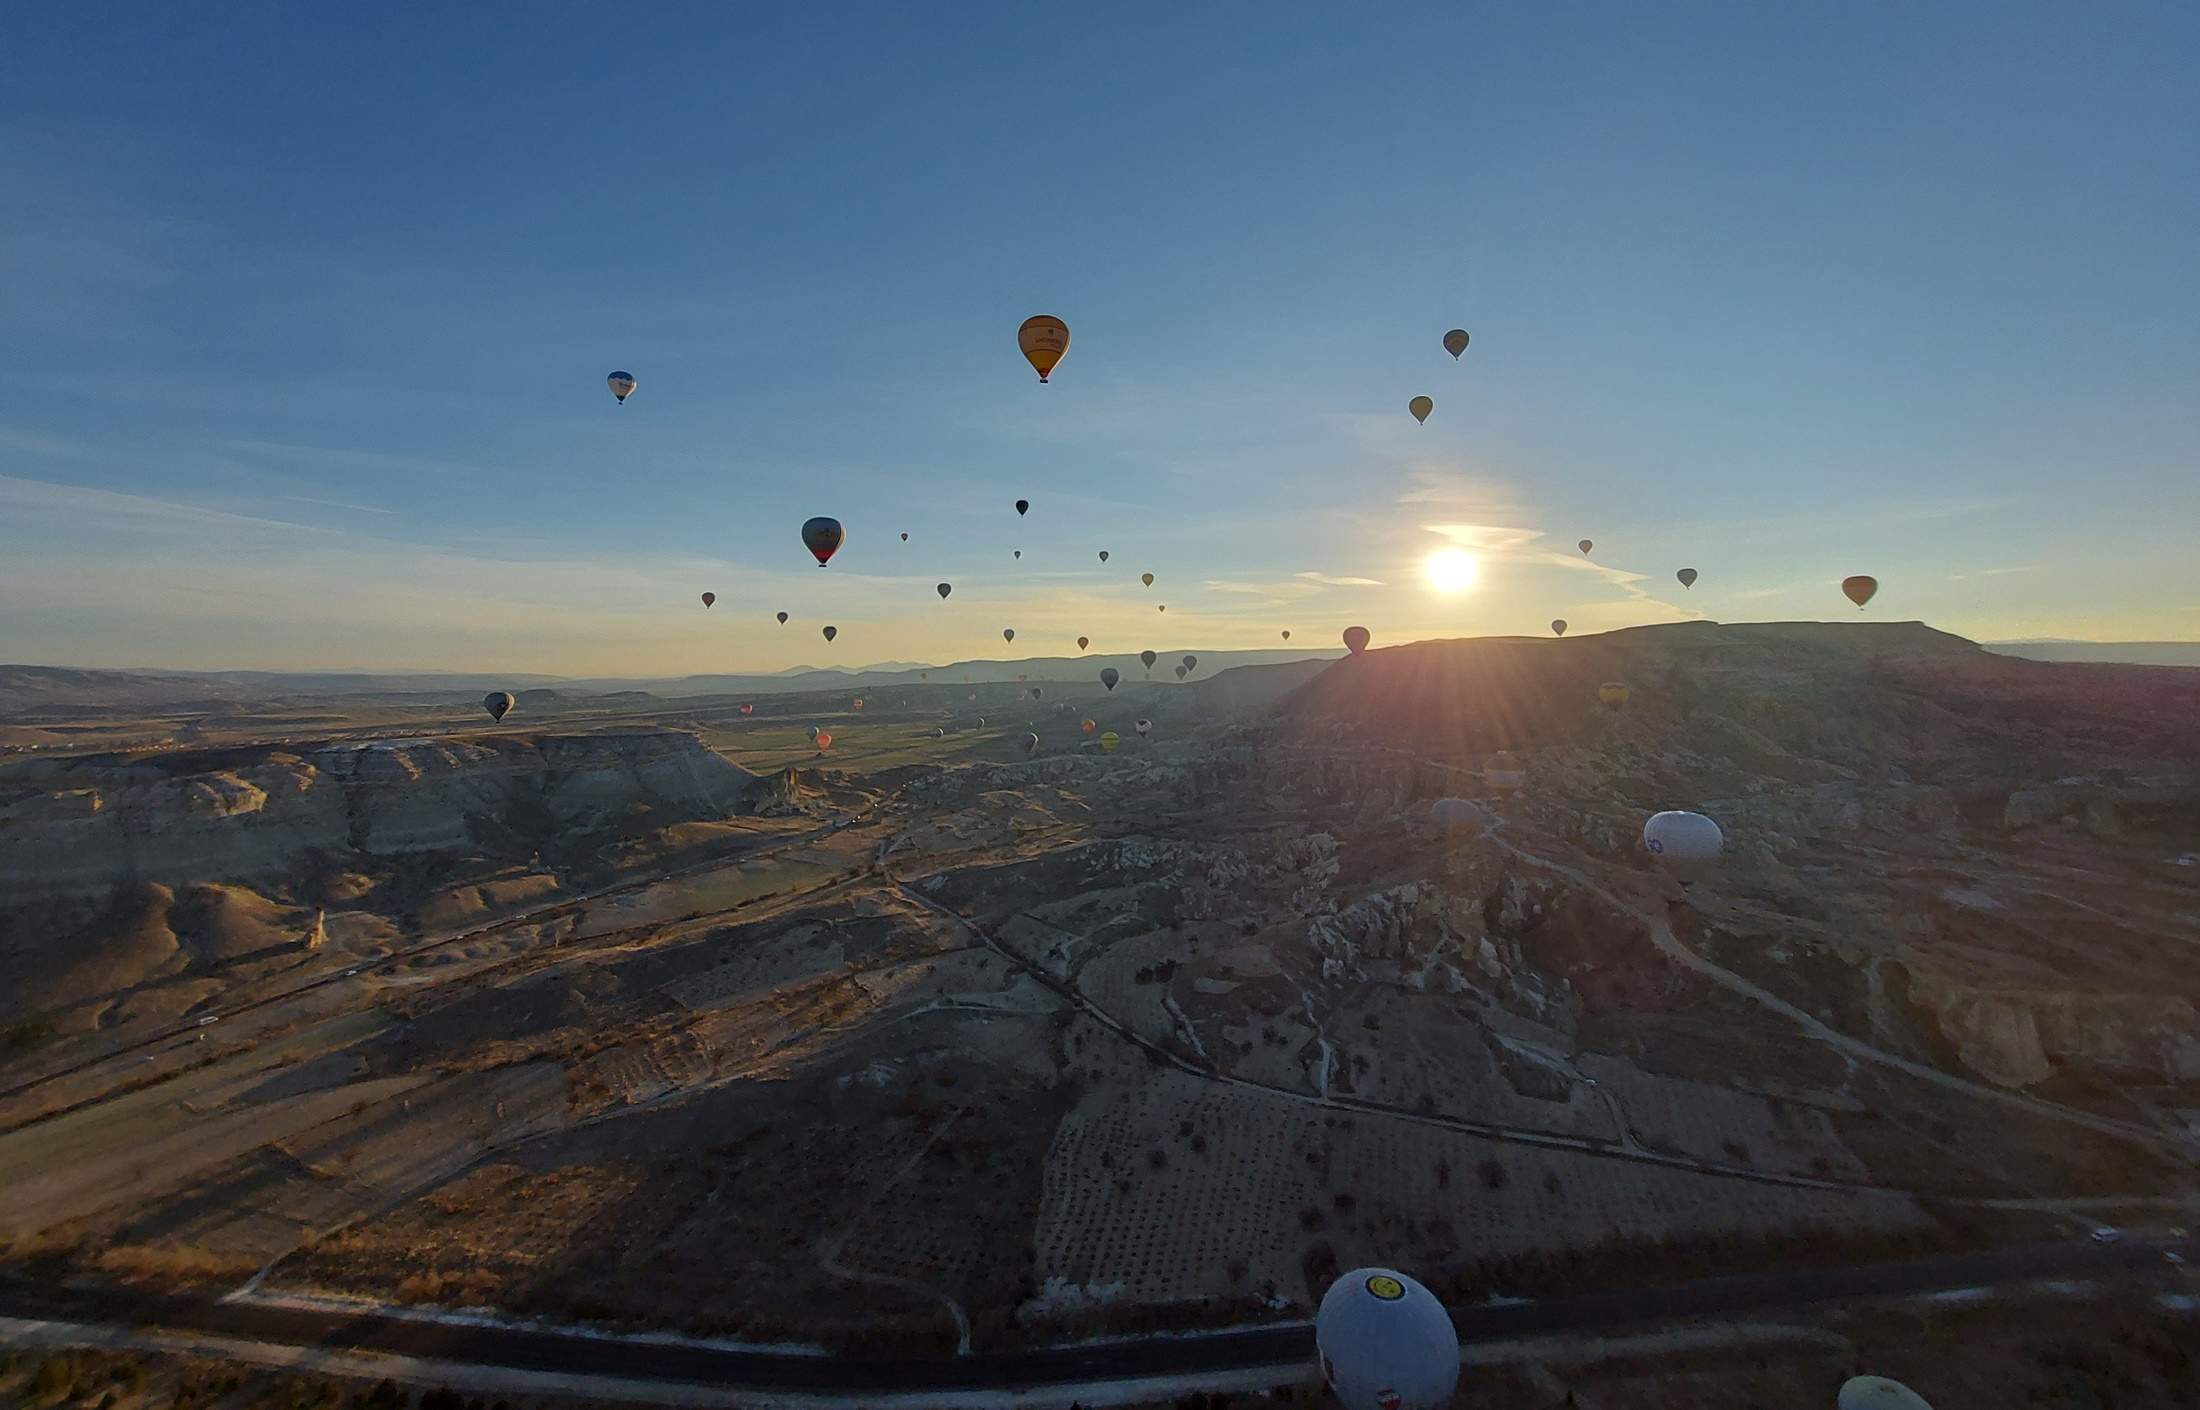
[1983,641,2200,668]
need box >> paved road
[0,1237,2187,1394]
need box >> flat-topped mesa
[0,730,755,902]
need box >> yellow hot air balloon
[1842,575,1879,609]
[1018,315,1069,383]
[1099,731,1120,753]
[1598,682,1631,711]
[1409,395,1433,424]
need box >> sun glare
[1422,547,1480,596]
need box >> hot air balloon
[1643,810,1724,881]
[976,716,985,725]
[1014,499,1030,517]
[900,531,909,541]
[802,517,845,567]
[1578,539,1593,556]
[1408,395,1433,424]
[606,371,636,403]
[932,727,944,737]
[1182,655,1197,671]
[1676,568,1698,589]
[1315,1269,1459,1410]
[1002,628,1015,644]
[1080,718,1096,734]
[1141,573,1154,587]
[1838,1376,1933,1410]
[814,731,832,752]
[739,703,755,716]
[852,698,865,710]
[1842,575,1879,609]
[807,725,820,741]
[1442,329,1469,359]
[1077,636,1090,651]
[777,611,789,624]
[1430,797,1493,833]
[1017,315,1069,383]
[1550,619,1567,637]
[1135,719,1152,737]
[701,592,716,609]
[1013,550,1021,560]
[1598,682,1631,711]
[1030,687,1043,699]
[1140,650,1157,672]
[1099,731,1119,752]
[822,625,838,643]
[1157,604,1166,612]
[483,691,515,722]
[937,582,952,600]
[1097,550,1109,563]
[1022,732,1040,756]
[1100,668,1119,691]
[1281,629,1291,640]
[1343,626,1371,654]
[1485,751,1527,792]
[1174,664,1188,680]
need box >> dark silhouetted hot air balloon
[1676,568,1698,589]
[1182,655,1197,671]
[1842,575,1879,609]
[1100,668,1119,691]
[1097,550,1109,562]
[1174,664,1188,679]
[1343,626,1371,654]
[1442,329,1468,359]
[1409,395,1433,424]
[1140,650,1157,672]
[1550,619,1566,637]
[483,692,515,722]
[1002,628,1015,644]
[936,582,952,599]
[802,517,845,567]
[822,625,838,642]
[1077,636,1090,651]
[1014,499,1030,517]
[1578,539,1593,556]
[777,611,789,624]
[1017,316,1069,382]
[900,531,909,541]
[1281,629,1291,640]
[1141,572,1154,587]
[701,592,715,609]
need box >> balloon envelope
[1578,539,1593,556]
[777,611,789,624]
[1343,626,1371,654]
[1100,668,1119,691]
[1015,499,1030,516]
[1550,619,1567,637]
[1017,315,1069,382]
[1135,719,1152,736]
[482,692,515,722]
[1003,628,1015,643]
[1838,1377,1933,1410]
[701,592,715,608]
[1097,550,1109,562]
[1643,810,1724,877]
[1842,574,1879,609]
[1140,650,1157,669]
[937,582,952,599]
[739,703,754,716]
[1409,395,1433,424]
[1315,1269,1459,1410]
[1598,682,1632,711]
[1442,329,1468,359]
[1080,718,1096,734]
[1022,732,1040,755]
[802,517,845,567]
[1141,573,1154,587]
[807,725,820,740]
[1281,629,1291,640]
[1078,636,1090,651]
[606,371,636,403]
[1099,731,1120,752]
[813,731,832,751]
[1182,655,1197,671]
[1676,568,1699,588]
[1174,664,1188,679]
[822,625,838,642]
[1430,797,1493,833]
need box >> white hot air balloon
[1485,750,1527,792]
[1430,798,1494,834]
[1642,810,1724,882]
[1315,1268,1459,1410]
[1838,1377,1933,1410]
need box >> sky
[3,3,2196,675]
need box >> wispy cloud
[1947,565,2035,581]
[1294,571,1384,587]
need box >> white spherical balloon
[1838,1376,1932,1410]
[1643,810,1724,880]
[1315,1268,1458,1410]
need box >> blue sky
[3,3,2195,673]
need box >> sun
[1422,547,1480,595]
